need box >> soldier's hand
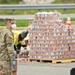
[11,61,16,66]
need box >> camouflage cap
[5,17,16,23]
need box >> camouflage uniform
[0,28,15,75]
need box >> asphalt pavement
[17,62,75,75]
[0,14,75,19]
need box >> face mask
[11,24,17,29]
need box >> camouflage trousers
[0,61,11,75]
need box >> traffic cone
[66,14,71,29]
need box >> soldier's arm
[0,30,6,47]
[5,31,15,61]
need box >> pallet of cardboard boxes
[28,11,75,63]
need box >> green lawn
[0,9,75,15]
[0,10,39,15]
[0,18,75,27]
[0,0,22,4]
[0,19,32,27]
[16,19,32,27]
[52,0,75,4]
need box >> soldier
[0,17,16,75]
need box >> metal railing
[0,4,75,10]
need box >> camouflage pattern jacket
[0,28,15,61]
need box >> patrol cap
[5,17,16,23]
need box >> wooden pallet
[28,58,75,64]
[41,59,75,64]
[28,58,41,62]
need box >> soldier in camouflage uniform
[0,17,16,75]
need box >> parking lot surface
[17,62,75,75]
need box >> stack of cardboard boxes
[19,47,29,62]
[28,11,75,60]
